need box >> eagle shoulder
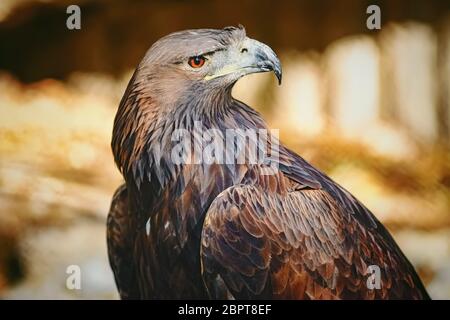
[107,184,140,299]
[200,168,429,299]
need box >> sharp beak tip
[275,69,282,85]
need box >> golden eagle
[107,26,429,299]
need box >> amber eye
[188,56,206,68]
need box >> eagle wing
[106,184,140,299]
[200,159,429,299]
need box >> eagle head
[112,26,281,182]
[139,26,281,94]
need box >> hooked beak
[204,37,282,85]
[244,38,282,85]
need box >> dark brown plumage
[107,26,430,299]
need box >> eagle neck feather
[113,78,243,206]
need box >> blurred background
[0,0,449,299]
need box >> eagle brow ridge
[172,47,226,65]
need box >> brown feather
[107,26,430,300]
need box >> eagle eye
[188,56,206,68]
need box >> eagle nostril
[241,48,248,53]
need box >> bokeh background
[0,0,449,299]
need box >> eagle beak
[204,38,282,85]
[244,38,282,85]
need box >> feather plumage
[107,26,430,300]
